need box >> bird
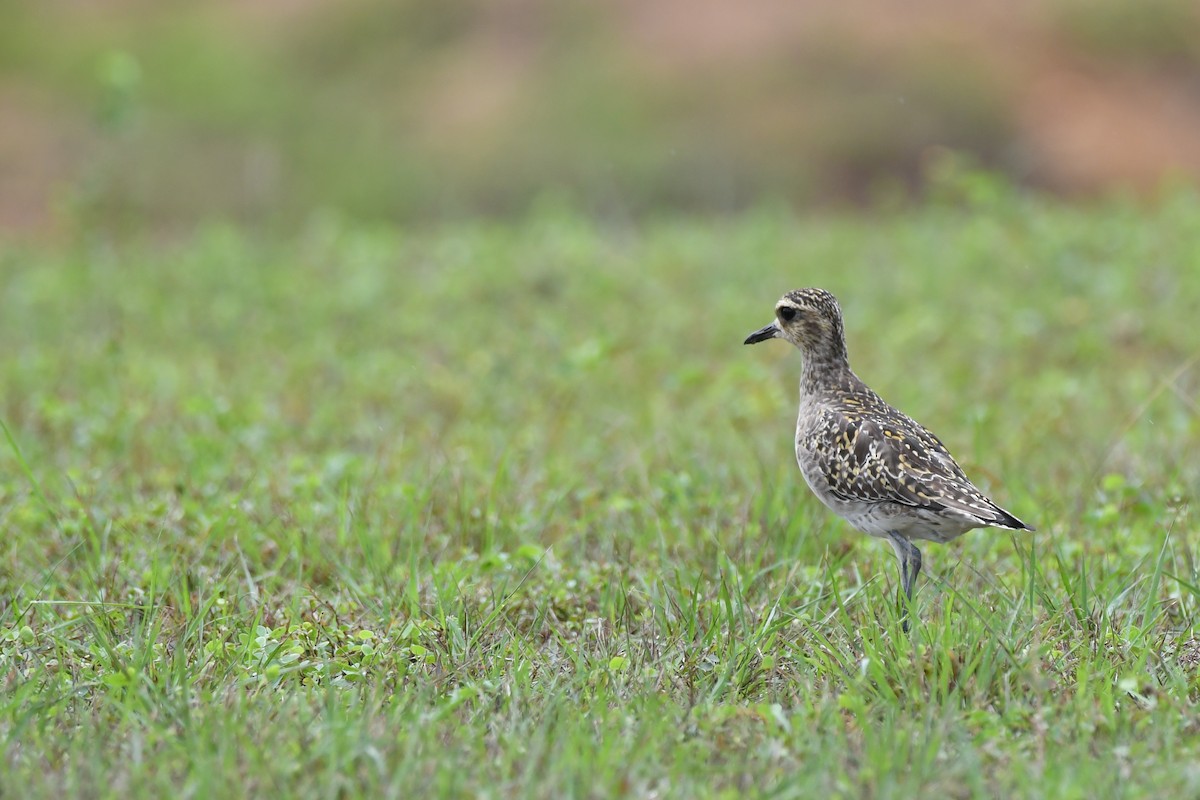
[744,288,1031,630]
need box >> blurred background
[3,0,1200,236]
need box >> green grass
[4,2,1019,230]
[1,187,1199,796]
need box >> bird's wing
[811,407,1029,530]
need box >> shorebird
[744,288,1031,629]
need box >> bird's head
[743,288,848,364]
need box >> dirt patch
[0,82,90,235]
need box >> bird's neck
[799,344,853,396]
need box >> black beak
[743,321,780,345]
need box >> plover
[744,288,1031,629]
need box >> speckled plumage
[745,288,1031,628]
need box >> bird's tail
[986,502,1034,532]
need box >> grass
[4,1,1019,230]
[1,185,1199,796]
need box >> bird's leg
[886,534,922,633]
[902,540,922,622]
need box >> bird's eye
[778,306,797,322]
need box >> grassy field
[1,186,1199,796]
